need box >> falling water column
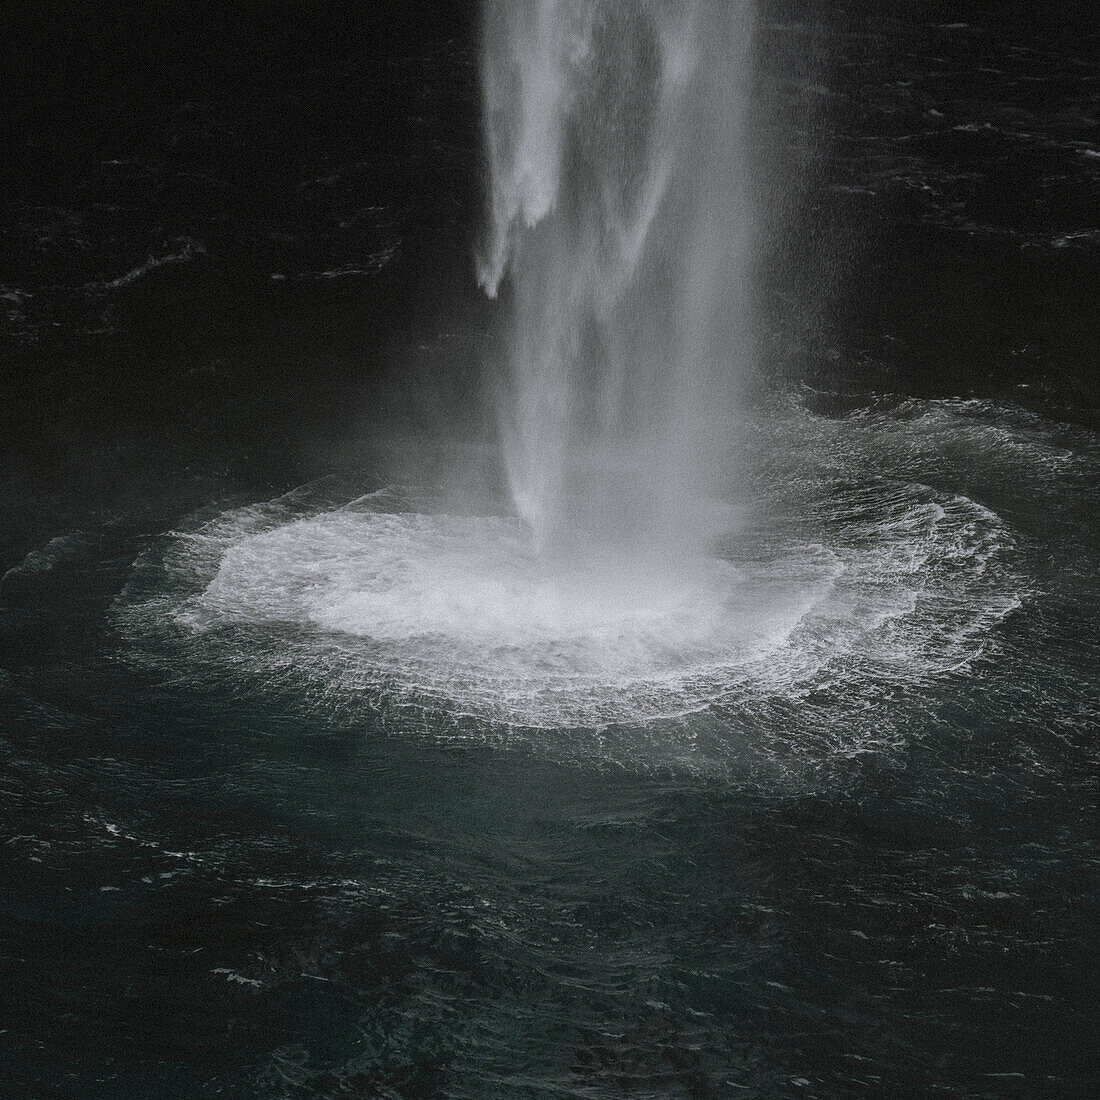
[479,0,757,564]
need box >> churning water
[5,1,1099,1095]
[113,395,1055,773]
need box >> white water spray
[479,0,757,560]
[110,5,1031,745]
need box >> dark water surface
[2,2,1098,1097]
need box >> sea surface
[2,2,1098,1097]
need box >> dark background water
[1,2,1098,1097]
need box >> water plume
[478,0,757,561]
[110,6,1032,747]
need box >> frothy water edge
[106,396,1061,775]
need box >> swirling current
[109,394,1091,778]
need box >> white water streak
[479,0,757,557]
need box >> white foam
[117,481,1018,735]
[182,508,842,721]
[111,396,1067,768]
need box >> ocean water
[2,2,1098,1097]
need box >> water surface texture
[1,1,1098,1097]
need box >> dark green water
[2,2,1098,1097]
[2,390,1098,1098]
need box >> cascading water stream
[478,0,757,561]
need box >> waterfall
[478,0,757,562]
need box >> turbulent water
[4,390,1099,1096]
[115,396,1037,755]
[3,1,1099,1097]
